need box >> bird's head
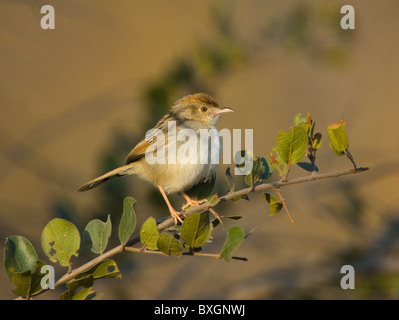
[171,93,234,126]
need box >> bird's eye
[200,106,208,112]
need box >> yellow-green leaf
[157,233,182,257]
[140,217,160,250]
[74,259,121,281]
[327,119,348,156]
[41,218,80,267]
[10,260,47,297]
[60,275,93,300]
[276,126,308,165]
[261,193,283,216]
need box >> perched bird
[78,93,233,224]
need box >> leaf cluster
[226,113,359,221]
[4,197,244,299]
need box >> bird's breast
[155,127,221,193]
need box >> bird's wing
[125,139,149,164]
[125,113,171,165]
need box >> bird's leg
[157,184,184,224]
[180,192,207,210]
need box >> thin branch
[125,247,247,261]
[55,245,124,286]
[156,166,369,231]
[275,188,295,223]
[182,252,221,259]
[125,247,167,256]
[35,166,368,297]
[182,251,247,261]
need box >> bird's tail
[77,164,133,192]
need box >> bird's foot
[181,193,207,210]
[180,192,224,228]
[169,207,184,225]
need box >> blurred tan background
[1,0,399,299]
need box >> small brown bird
[78,93,233,224]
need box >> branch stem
[275,188,295,223]
[40,166,368,297]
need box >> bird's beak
[215,106,234,115]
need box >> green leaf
[84,215,112,254]
[74,259,121,281]
[276,126,308,165]
[60,275,93,300]
[294,113,308,127]
[10,260,47,297]
[327,119,349,156]
[157,233,182,257]
[118,197,137,246]
[220,226,245,262]
[295,113,315,136]
[61,260,121,300]
[41,218,80,267]
[181,211,211,249]
[70,286,92,300]
[261,193,283,216]
[140,217,160,250]
[4,235,39,279]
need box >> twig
[274,188,295,223]
[182,251,247,261]
[182,252,221,259]
[345,150,358,170]
[125,247,167,256]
